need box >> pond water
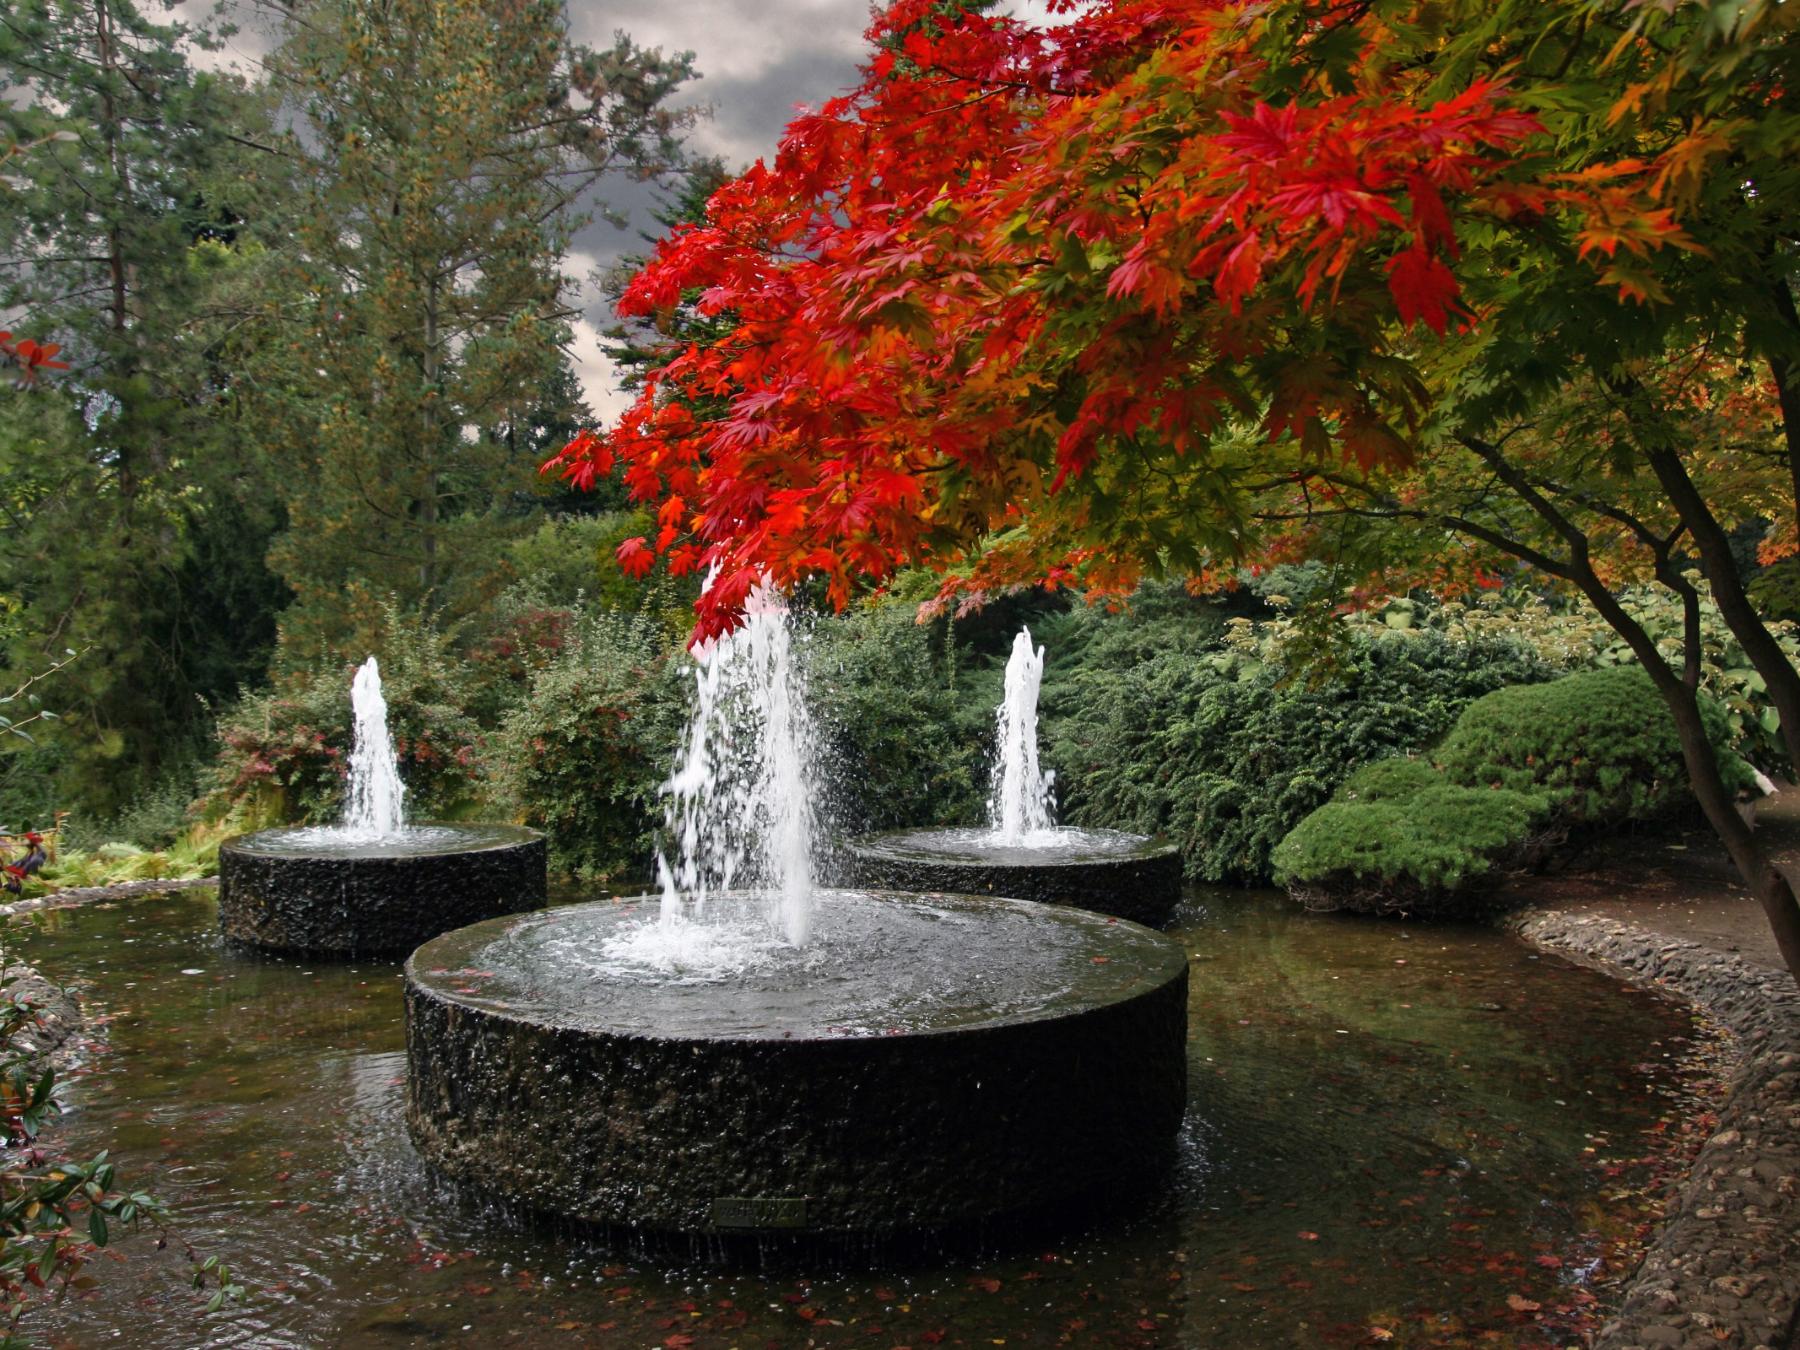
[12,887,1704,1348]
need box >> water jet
[404,592,1189,1245]
[218,656,544,957]
[846,628,1181,925]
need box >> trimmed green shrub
[1041,620,1555,884]
[1435,665,1755,824]
[1273,664,1755,916]
[1272,781,1550,915]
[1333,756,1443,803]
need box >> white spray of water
[988,627,1057,845]
[342,656,406,840]
[640,581,818,962]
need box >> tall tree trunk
[94,0,135,507]
[1452,434,1800,987]
[420,274,440,594]
[1661,675,1800,979]
[1640,440,1800,781]
[1767,275,1800,543]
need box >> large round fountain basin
[844,827,1183,927]
[404,890,1189,1243]
[218,824,546,958]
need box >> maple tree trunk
[1658,675,1800,986]
[1769,277,1800,543]
[1568,558,1800,989]
[1643,443,1800,782]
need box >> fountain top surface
[853,825,1177,868]
[225,822,541,861]
[407,890,1187,1042]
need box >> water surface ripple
[13,888,1701,1347]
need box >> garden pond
[12,886,1712,1348]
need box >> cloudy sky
[193,0,1060,423]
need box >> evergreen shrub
[490,611,686,880]
[1041,619,1554,884]
[1271,767,1549,915]
[1434,665,1755,823]
[1273,665,1754,916]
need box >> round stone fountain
[846,629,1181,927]
[406,890,1188,1243]
[219,658,545,958]
[404,587,1190,1247]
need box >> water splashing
[608,581,818,974]
[988,628,1056,845]
[343,656,406,840]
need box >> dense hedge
[1272,666,1754,916]
[1271,763,1550,916]
[490,612,687,880]
[1435,665,1755,822]
[807,600,986,838]
[1040,617,1555,884]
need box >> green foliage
[502,513,700,628]
[255,0,694,664]
[1040,609,1555,884]
[208,607,486,827]
[1320,585,1800,774]
[490,611,686,880]
[0,5,292,816]
[808,596,986,837]
[1435,666,1756,825]
[1271,784,1550,915]
[1333,756,1443,803]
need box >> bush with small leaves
[1332,756,1443,803]
[489,610,688,881]
[1434,665,1755,825]
[1271,781,1551,916]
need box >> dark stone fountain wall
[843,830,1184,928]
[218,826,546,958]
[405,894,1190,1247]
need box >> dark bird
[15,832,46,877]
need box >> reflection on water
[14,888,1703,1347]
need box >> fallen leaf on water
[1506,1294,1541,1313]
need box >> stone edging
[0,874,217,922]
[1507,909,1800,1350]
[1,963,81,1068]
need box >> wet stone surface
[405,891,1191,1240]
[217,824,546,958]
[1509,909,1800,1350]
[844,827,1183,928]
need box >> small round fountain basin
[844,827,1183,927]
[404,890,1188,1243]
[218,824,546,958]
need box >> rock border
[1507,909,1800,1350]
[0,875,217,923]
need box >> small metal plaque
[711,1196,807,1229]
